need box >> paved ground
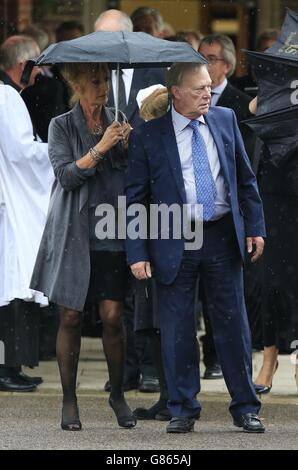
[23,338,298,396]
[0,338,297,450]
[0,393,297,450]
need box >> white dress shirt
[171,105,230,220]
[111,68,134,105]
[211,78,228,106]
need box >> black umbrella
[265,8,298,60]
[243,8,298,115]
[244,50,298,114]
[243,106,298,167]
[30,31,207,119]
[242,8,298,166]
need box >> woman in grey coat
[31,63,136,430]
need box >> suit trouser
[157,214,261,418]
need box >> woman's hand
[96,121,124,154]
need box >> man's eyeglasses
[205,56,226,66]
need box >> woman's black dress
[258,147,298,352]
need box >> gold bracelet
[89,146,104,163]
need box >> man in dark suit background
[95,9,165,129]
[199,34,251,122]
[94,8,165,393]
[126,62,266,433]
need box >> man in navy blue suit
[125,62,266,434]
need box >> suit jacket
[22,74,69,142]
[216,82,251,123]
[217,82,255,164]
[108,67,166,128]
[125,106,266,285]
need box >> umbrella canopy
[243,106,298,167]
[29,31,207,120]
[244,50,298,114]
[243,8,298,115]
[265,8,298,60]
[34,31,207,68]
[242,8,298,166]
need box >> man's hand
[130,261,152,280]
[246,236,264,263]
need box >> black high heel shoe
[254,360,278,395]
[109,396,137,428]
[61,401,82,431]
[254,383,271,394]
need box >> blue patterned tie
[189,119,217,221]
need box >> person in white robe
[0,84,54,391]
[0,84,54,305]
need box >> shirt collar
[212,77,228,95]
[112,68,134,79]
[171,104,206,132]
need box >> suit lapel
[216,83,230,107]
[204,109,230,186]
[161,111,186,204]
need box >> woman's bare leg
[254,345,279,387]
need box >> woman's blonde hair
[140,87,169,121]
[62,62,109,106]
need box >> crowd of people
[0,5,297,435]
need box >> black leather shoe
[203,363,223,379]
[104,377,140,392]
[233,413,265,433]
[134,400,171,421]
[139,376,160,393]
[15,371,43,386]
[0,377,37,392]
[166,416,195,433]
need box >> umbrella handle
[115,63,120,122]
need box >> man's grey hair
[21,25,49,52]
[131,7,164,32]
[0,35,40,71]
[200,34,236,77]
[166,63,208,99]
[94,9,133,32]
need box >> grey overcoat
[30,103,127,311]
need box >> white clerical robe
[0,85,54,306]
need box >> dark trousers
[200,283,218,367]
[157,214,260,418]
[123,281,157,380]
